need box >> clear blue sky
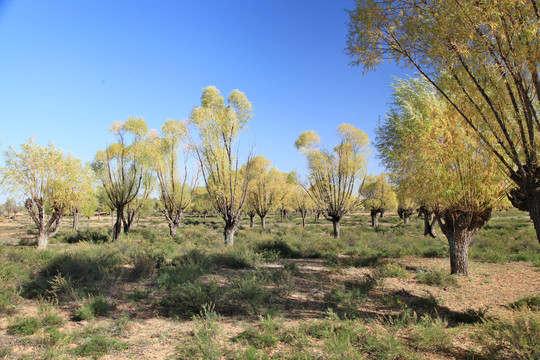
[0,0,411,181]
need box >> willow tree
[291,180,314,228]
[396,193,416,226]
[190,86,253,245]
[244,155,280,229]
[376,77,507,275]
[295,124,369,238]
[347,0,540,243]
[150,119,199,236]
[70,164,95,231]
[1,138,87,249]
[92,117,149,241]
[361,174,398,227]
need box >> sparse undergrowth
[0,211,538,359]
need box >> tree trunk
[164,209,182,237]
[332,219,340,239]
[37,228,48,250]
[370,209,380,227]
[87,217,90,230]
[261,215,266,229]
[112,207,123,241]
[249,214,254,228]
[418,207,437,238]
[73,207,80,231]
[508,176,540,244]
[437,209,492,276]
[301,213,306,228]
[280,210,284,222]
[224,222,237,246]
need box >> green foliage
[509,295,540,311]
[415,268,458,287]
[73,295,114,321]
[8,316,41,335]
[73,335,129,358]
[411,314,452,351]
[160,280,221,318]
[477,309,540,360]
[176,304,224,360]
[378,262,408,278]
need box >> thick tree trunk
[301,213,306,228]
[508,176,540,244]
[87,217,90,230]
[437,209,492,276]
[249,214,254,228]
[37,228,48,250]
[123,209,137,233]
[261,215,266,229]
[224,222,237,246]
[73,207,80,231]
[164,209,182,237]
[112,207,123,241]
[370,209,380,227]
[332,219,340,239]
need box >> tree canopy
[346,0,540,243]
[296,124,370,238]
[190,86,254,245]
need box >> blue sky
[0,0,411,182]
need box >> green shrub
[379,262,408,278]
[477,309,540,359]
[73,295,114,321]
[7,316,41,335]
[160,280,222,318]
[231,270,274,314]
[416,268,458,287]
[411,314,452,351]
[176,304,223,360]
[73,335,129,358]
[255,239,301,260]
[157,250,213,289]
[234,316,283,349]
[509,295,540,311]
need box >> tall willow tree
[92,117,149,241]
[361,173,398,227]
[347,0,540,243]
[295,124,369,238]
[244,155,280,229]
[376,77,507,275]
[1,138,87,249]
[190,86,253,245]
[151,120,199,236]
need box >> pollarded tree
[291,181,314,228]
[1,138,87,249]
[295,124,370,238]
[151,120,199,236]
[92,117,150,241]
[396,192,416,226]
[1,198,20,219]
[190,86,253,245]
[70,164,95,231]
[189,186,213,223]
[244,156,280,229]
[346,0,540,243]
[80,190,99,230]
[276,171,296,222]
[376,77,507,275]
[361,174,398,227]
